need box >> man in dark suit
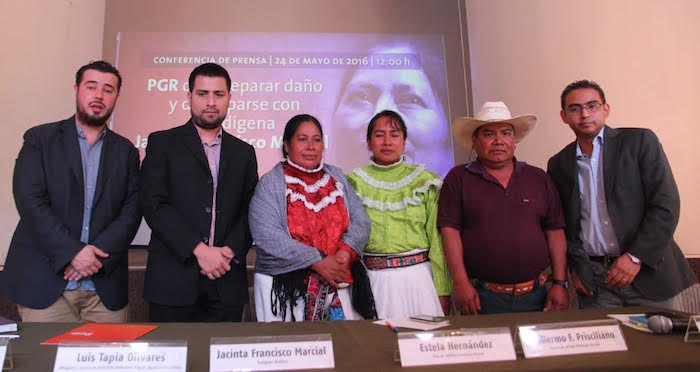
[140,63,258,322]
[2,61,141,322]
[548,80,697,310]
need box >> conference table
[4,307,699,371]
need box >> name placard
[397,328,516,367]
[0,338,8,369]
[518,319,627,358]
[684,315,700,343]
[210,334,334,371]
[53,342,187,371]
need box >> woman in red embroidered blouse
[250,114,375,322]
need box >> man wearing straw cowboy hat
[438,102,569,314]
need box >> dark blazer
[1,116,141,310]
[140,121,258,307]
[547,125,696,301]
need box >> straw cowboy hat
[452,101,537,149]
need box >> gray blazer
[547,125,696,301]
[250,162,370,276]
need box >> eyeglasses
[566,101,602,114]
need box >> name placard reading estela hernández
[398,328,516,367]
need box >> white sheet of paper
[373,319,450,331]
[607,314,653,333]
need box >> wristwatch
[552,279,569,289]
[626,252,641,264]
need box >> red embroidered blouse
[284,163,357,282]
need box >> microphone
[647,315,688,334]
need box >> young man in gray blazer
[548,80,698,311]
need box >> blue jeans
[472,279,547,314]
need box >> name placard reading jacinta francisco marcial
[209,334,334,371]
[397,328,516,367]
[518,319,627,358]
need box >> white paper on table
[607,313,653,333]
[373,318,450,331]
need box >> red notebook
[41,323,158,345]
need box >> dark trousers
[472,279,547,314]
[578,259,678,310]
[149,275,244,322]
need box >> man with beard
[140,63,258,322]
[2,61,141,322]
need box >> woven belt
[474,273,549,297]
[363,251,429,270]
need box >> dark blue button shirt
[65,123,105,291]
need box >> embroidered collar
[369,155,404,169]
[286,181,344,212]
[356,178,443,212]
[353,164,425,191]
[286,157,323,173]
[285,173,331,193]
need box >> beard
[76,103,113,127]
[192,110,226,130]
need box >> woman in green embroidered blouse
[347,110,452,318]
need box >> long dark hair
[281,114,323,158]
[366,110,407,142]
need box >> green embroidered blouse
[346,159,452,296]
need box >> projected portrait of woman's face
[331,44,453,176]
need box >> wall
[0,0,106,264]
[1,0,698,261]
[466,0,700,256]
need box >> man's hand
[311,256,346,288]
[64,264,82,281]
[220,246,235,264]
[606,254,641,288]
[571,269,594,296]
[65,245,109,280]
[439,296,451,315]
[64,264,89,282]
[194,242,231,280]
[453,281,481,315]
[544,284,569,311]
